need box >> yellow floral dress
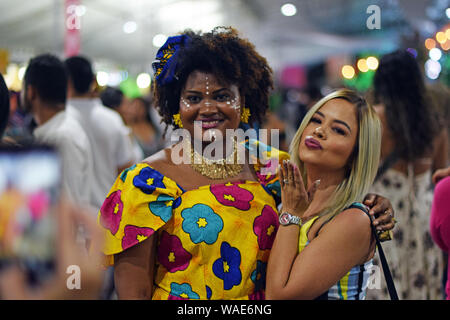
[98,140,289,299]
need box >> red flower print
[167,294,188,300]
[249,290,265,300]
[158,231,192,273]
[100,190,123,235]
[210,182,254,211]
[253,205,279,250]
[121,225,155,250]
[256,158,279,185]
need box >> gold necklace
[188,139,244,180]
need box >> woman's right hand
[278,160,319,217]
[432,166,450,185]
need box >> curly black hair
[373,50,439,162]
[152,27,273,130]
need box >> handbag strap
[348,203,399,300]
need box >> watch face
[280,213,290,225]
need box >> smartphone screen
[0,145,61,287]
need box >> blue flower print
[181,204,223,244]
[212,242,242,290]
[172,197,182,210]
[206,286,212,299]
[148,194,175,223]
[251,260,267,292]
[119,164,137,182]
[133,167,165,194]
[266,180,281,196]
[169,282,200,300]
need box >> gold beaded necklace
[188,139,244,180]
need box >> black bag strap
[349,203,399,300]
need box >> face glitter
[181,97,191,108]
[205,75,210,95]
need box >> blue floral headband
[152,34,191,86]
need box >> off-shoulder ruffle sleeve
[98,163,183,265]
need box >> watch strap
[280,212,303,226]
[290,214,302,225]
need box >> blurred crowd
[0,43,449,300]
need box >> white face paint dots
[205,75,210,95]
[179,72,242,111]
[180,97,191,109]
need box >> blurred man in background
[22,54,92,207]
[64,56,135,213]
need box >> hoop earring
[240,107,251,124]
[173,113,183,128]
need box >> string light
[341,65,355,79]
[425,59,441,80]
[425,38,436,50]
[436,31,447,44]
[357,59,369,72]
[429,47,442,61]
[366,56,379,70]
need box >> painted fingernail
[373,221,379,226]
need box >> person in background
[64,56,136,213]
[100,86,144,161]
[0,73,9,142]
[433,167,450,185]
[366,50,448,300]
[427,83,450,160]
[65,56,137,300]
[100,86,133,124]
[21,54,92,208]
[430,174,450,300]
[128,97,163,158]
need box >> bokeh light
[357,59,369,72]
[281,3,297,17]
[341,65,355,79]
[366,56,379,70]
[136,73,151,89]
[425,38,436,50]
[425,59,441,80]
[429,47,442,61]
[436,31,447,44]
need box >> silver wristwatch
[279,212,302,226]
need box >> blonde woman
[266,89,382,300]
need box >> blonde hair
[289,88,381,219]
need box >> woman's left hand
[363,193,396,232]
[278,160,319,217]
